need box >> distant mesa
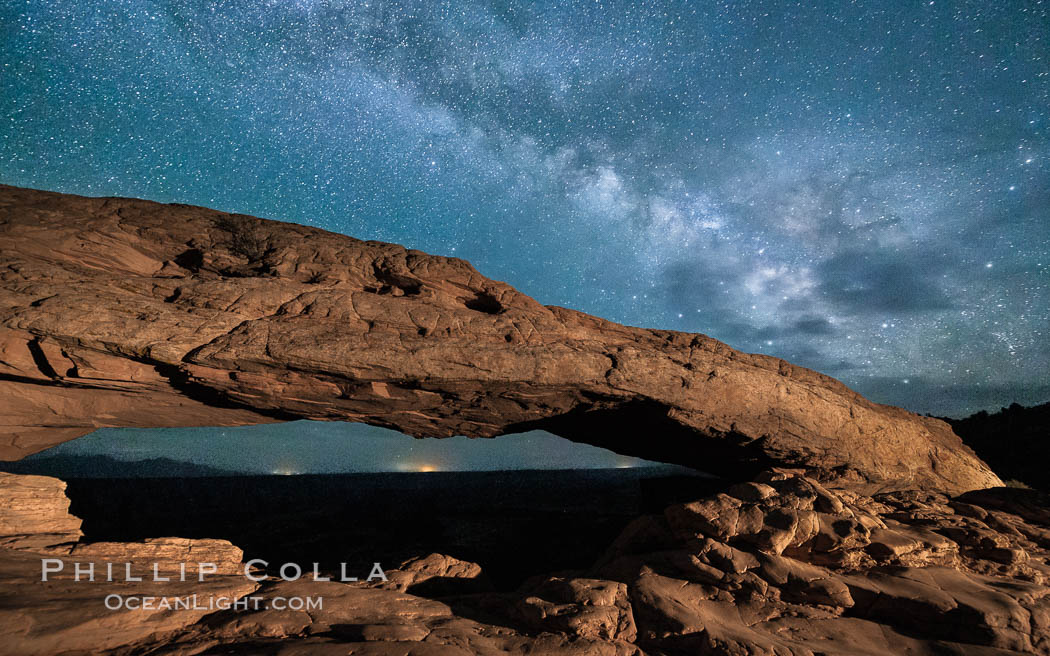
[0,454,248,479]
[947,401,1050,491]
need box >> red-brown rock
[0,471,82,550]
[0,184,1000,493]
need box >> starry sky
[2,0,1048,430]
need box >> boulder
[0,472,82,550]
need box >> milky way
[2,0,1048,417]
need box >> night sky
[30,424,655,473]
[2,1,1049,470]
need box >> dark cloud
[793,317,835,336]
[817,248,955,313]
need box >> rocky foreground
[3,468,1050,655]
[2,185,1047,654]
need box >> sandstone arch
[0,185,1000,493]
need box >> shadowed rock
[0,184,1000,493]
[5,469,1048,655]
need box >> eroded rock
[61,537,245,576]
[0,542,258,656]
[3,469,1050,654]
[0,471,82,550]
[373,552,490,596]
[0,184,1001,493]
[600,471,1050,655]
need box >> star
[0,0,1045,421]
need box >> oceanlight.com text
[103,594,323,612]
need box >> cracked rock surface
[3,184,1037,654]
[4,470,1050,655]
[0,185,1000,494]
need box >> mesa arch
[0,184,1000,494]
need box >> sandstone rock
[595,471,1050,654]
[373,552,489,595]
[0,546,258,656]
[142,579,643,656]
[3,468,1050,654]
[0,184,1001,493]
[0,472,82,550]
[1,185,1044,654]
[664,472,858,557]
[63,537,245,576]
[514,576,637,641]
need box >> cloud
[794,317,835,335]
[3,0,1047,418]
[817,247,954,313]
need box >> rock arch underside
[5,184,1050,655]
[0,184,999,493]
